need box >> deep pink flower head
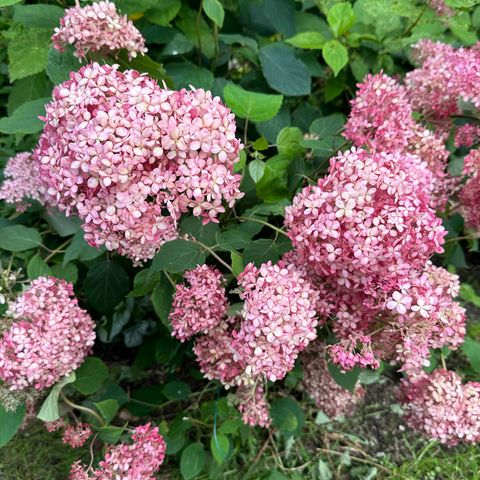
[52,0,147,60]
[35,62,243,263]
[399,369,480,445]
[70,423,166,480]
[0,152,46,211]
[301,342,365,418]
[429,0,453,16]
[285,147,446,298]
[0,277,95,391]
[63,423,92,448]
[455,124,480,148]
[460,149,480,232]
[170,265,228,341]
[232,261,319,382]
[237,383,271,428]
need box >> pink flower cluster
[70,423,166,480]
[301,343,364,418]
[429,0,453,16]
[35,62,243,263]
[190,260,318,427]
[0,152,46,211]
[45,419,92,448]
[285,147,445,298]
[170,265,228,341]
[52,0,147,60]
[399,369,480,445]
[344,73,455,209]
[0,276,95,391]
[460,149,480,232]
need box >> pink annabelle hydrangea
[237,384,271,428]
[0,152,46,211]
[35,62,243,263]
[301,343,365,418]
[70,423,166,480]
[63,423,92,448]
[232,261,319,382]
[455,124,480,148]
[329,335,380,371]
[284,147,446,298]
[344,73,454,209]
[399,369,480,445]
[52,0,147,60]
[429,0,453,16]
[170,265,228,341]
[460,149,480,231]
[0,277,95,391]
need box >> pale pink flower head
[0,276,95,391]
[285,147,446,298]
[232,260,319,382]
[35,62,243,263]
[52,0,147,60]
[399,369,480,445]
[70,423,166,480]
[0,152,46,211]
[170,265,228,342]
[460,149,480,232]
[237,383,271,428]
[455,124,480,148]
[301,342,365,418]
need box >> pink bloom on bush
[399,369,480,445]
[0,152,46,211]
[70,423,166,479]
[63,423,92,448]
[170,265,228,341]
[237,383,271,428]
[52,0,147,60]
[0,277,95,391]
[460,149,480,232]
[455,124,480,148]
[35,62,243,263]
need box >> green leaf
[13,4,64,28]
[230,251,244,277]
[0,97,48,134]
[7,72,48,115]
[167,61,214,90]
[129,269,162,297]
[249,159,266,183]
[73,357,109,395]
[460,283,480,307]
[84,259,130,313]
[216,230,251,251]
[116,52,172,87]
[0,0,22,6]
[223,84,283,123]
[322,39,348,76]
[146,0,181,25]
[181,442,206,480]
[162,381,191,400]
[270,397,304,437]
[445,0,480,6]
[8,28,51,81]
[0,403,26,448]
[462,337,480,372]
[152,239,206,273]
[210,433,230,464]
[51,262,78,284]
[0,225,42,252]
[276,127,304,158]
[43,209,81,237]
[176,5,215,59]
[318,459,333,480]
[97,426,125,444]
[218,418,243,434]
[37,373,76,422]
[27,252,52,279]
[309,113,346,138]
[285,31,326,49]
[151,274,174,328]
[63,231,104,265]
[256,154,292,202]
[259,43,311,96]
[327,2,355,37]
[244,238,279,266]
[327,362,361,392]
[95,400,119,424]
[46,46,81,85]
[180,216,219,247]
[203,0,225,28]
[219,33,257,50]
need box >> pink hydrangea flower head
[63,423,92,448]
[70,423,166,479]
[170,265,228,341]
[35,62,243,262]
[460,149,480,232]
[52,0,147,60]
[237,383,271,428]
[329,335,380,371]
[399,369,480,445]
[301,342,365,418]
[429,0,454,16]
[455,124,480,148]
[0,152,46,211]
[0,276,95,391]
[232,260,319,382]
[285,147,446,298]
